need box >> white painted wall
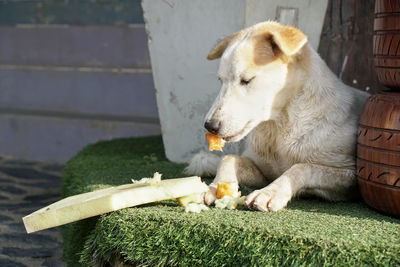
[142,0,328,163]
[245,0,328,50]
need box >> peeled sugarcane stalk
[23,175,208,233]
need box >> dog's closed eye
[240,77,255,86]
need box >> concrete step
[0,68,158,119]
[0,25,150,68]
[0,113,160,162]
[0,0,144,25]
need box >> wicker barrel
[357,92,400,216]
[374,0,400,88]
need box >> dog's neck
[253,44,354,138]
[281,45,353,126]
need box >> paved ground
[0,156,66,267]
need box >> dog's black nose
[204,120,221,134]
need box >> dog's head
[204,21,308,142]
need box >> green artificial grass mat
[61,136,400,266]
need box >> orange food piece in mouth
[216,182,236,199]
[205,133,225,151]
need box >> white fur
[187,21,370,211]
[184,150,221,177]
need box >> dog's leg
[204,155,268,205]
[245,163,356,212]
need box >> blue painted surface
[0,69,158,119]
[0,26,151,68]
[0,114,160,162]
[0,0,144,25]
[0,1,159,162]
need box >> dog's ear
[207,33,238,60]
[269,25,308,56]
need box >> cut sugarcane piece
[177,193,202,207]
[131,172,162,185]
[23,176,208,233]
[215,196,246,210]
[185,203,209,213]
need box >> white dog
[185,21,370,212]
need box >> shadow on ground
[0,156,66,267]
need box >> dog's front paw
[202,185,217,206]
[245,186,291,212]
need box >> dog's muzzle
[204,120,221,134]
